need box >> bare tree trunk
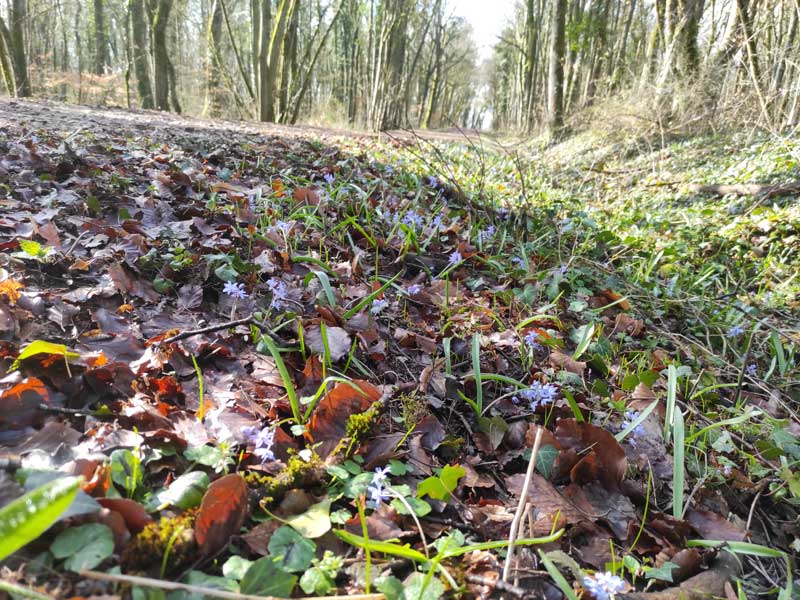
[129,0,154,108]
[258,0,272,120]
[150,0,174,111]
[205,0,225,116]
[9,0,30,97]
[0,15,16,95]
[546,0,567,136]
[93,0,109,74]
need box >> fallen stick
[687,181,800,198]
[79,570,385,600]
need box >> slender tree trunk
[9,0,30,97]
[258,0,272,120]
[205,0,224,116]
[93,0,109,74]
[129,0,154,108]
[0,16,16,95]
[546,0,567,136]
[150,0,174,111]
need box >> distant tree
[129,0,154,109]
[8,0,30,97]
[94,0,110,75]
[546,0,566,136]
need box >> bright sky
[449,0,518,61]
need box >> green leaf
[0,476,80,561]
[390,496,431,517]
[222,555,254,580]
[157,471,209,510]
[333,529,429,563]
[184,444,233,473]
[268,525,316,572]
[214,263,239,282]
[405,571,444,600]
[645,561,677,582]
[10,340,80,371]
[110,449,143,496]
[572,323,595,360]
[537,550,579,600]
[284,499,331,539]
[51,523,114,571]
[535,444,559,479]
[299,567,334,595]
[240,557,297,597]
[433,530,464,554]
[374,576,406,600]
[416,465,465,502]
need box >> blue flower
[407,283,423,296]
[323,172,335,184]
[223,281,248,299]
[517,381,558,411]
[726,324,745,338]
[267,278,288,310]
[371,298,389,314]
[371,466,391,486]
[511,256,524,267]
[559,264,568,275]
[402,211,423,229]
[385,165,394,175]
[582,571,625,600]
[448,250,463,266]
[428,175,438,188]
[274,220,291,233]
[480,225,496,242]
[431,214,444,230]
[242,425,276,463]
[524,330,542,350]
[621,410,646,446]
[367,481,390,506]
[745,363,757,376]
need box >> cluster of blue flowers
[620,410,645,447]
[367,466,392,506]
[524,330,542,351]
[223,281,248,300]
[516,381,558,411]
[267,277,288,310]
[582,571,625,600]
[241,424,276,463]
[371,298,389,315]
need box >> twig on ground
[79,570,386,600]
[161,314,273,344]
[501,427,544,583]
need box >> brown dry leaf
[613,313,645,337]
[0,377,51,431]
[293,187,320,205]
[631,382,656,401]
[505,473,585,535]
[305,325,352,363]
[97,498,153,534]
[307,379,381,457]
[549,350,586,376]
[555,419,627,490]
[685,507,746,542]
[596,289,631,310]
[565,482,636,539]
[194,473,249,556]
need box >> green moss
[345,401,382,441]
[246,451,326,507]
[121,510,196,575]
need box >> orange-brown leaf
[194,474,249,556]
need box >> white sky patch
[449,0,518,61]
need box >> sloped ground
[0,99,796,599]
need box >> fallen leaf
[307,379,381,457]
[194,473,250,556]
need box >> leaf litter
[0,102,796,599]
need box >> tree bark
[0,15,16,95]
[150,0,174,111]
[205,0,225,116]
[546,0,567,136]
[129,0,154,108]
[93,0,109,75]
[9,0,30,97]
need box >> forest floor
[0,98,797,600]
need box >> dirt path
[0,97,498,148]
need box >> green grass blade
[615,399,658,442]
[664,364,677,442]
[262,335,302,425]
[672,407,685,519]
[538,550,580,600]
[342,272,402,320]
[472,333,483,414]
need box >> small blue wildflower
[511,256,524,267]
[428,175,438,188]
[582,571,625,600]
[367,481,390,506]
[371,466,391,486]
[267,278,288,310]
[242,425,276,463]
[559,264,568,275]
[448,250,463,266]
[621,410,645,447]
[480,225,496,242]
[517,381,558,411]
[274,220,291,233]
[524,330,542,351]
[497,207,509,219]
[371,298,389,314]
[248,195,256,213]
[726,324,745,338]
[323,172,335,184]
[223,281,248,299]
[402,211,423,229]
[431,214,444,230]
[407,283,423,296]
[745,363,757,377]
[385,165,394,175]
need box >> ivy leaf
[284,499,331,539]
[268,525,316,572]
[416,465,465,501]
[157,471,209,510]
[51,523,114,571]
[240,557,297,597]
